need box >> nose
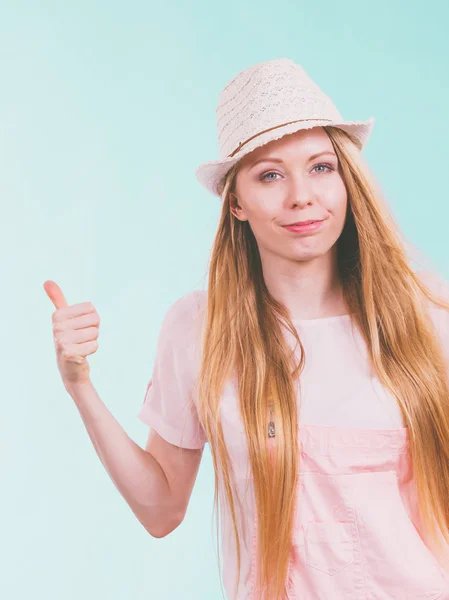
[286,174,316,208]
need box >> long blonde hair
[196,126,449,599]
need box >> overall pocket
[304,519,355,575]
[286,475,365,600]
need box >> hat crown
[215,58,344,159]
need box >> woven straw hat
[195,57,375,197]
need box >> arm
[68,379,203,538]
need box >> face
[231,127,348,264]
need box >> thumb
[43,280,69,310]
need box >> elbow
[145,513,184,538]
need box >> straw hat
[195,57,375,197]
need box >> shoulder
[160,289,208,348]
[163,289,207,325]
[415,269,449,300]
[416,271,449,315]
[415,270,449,356]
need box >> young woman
[45,58,449,600]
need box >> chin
[291,246,331,261]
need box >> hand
[44,280,100,388]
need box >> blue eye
[260,163,334,181]
[313,163,334,174]
[261,172,281,181]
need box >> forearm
[66,379,179,537]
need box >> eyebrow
[249,151,337,170]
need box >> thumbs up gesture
[44,280,100,388]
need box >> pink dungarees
[138,273,449,599]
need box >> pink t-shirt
[137,270,449,599]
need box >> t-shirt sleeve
[137,291,208,449]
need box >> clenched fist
[44,280,100,388]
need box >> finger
[44,280,69,310]
[61,312,100,331]
[53,302,96,322]
[62,340,98,360]
[60,327,99,345]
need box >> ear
[229,192,249,222]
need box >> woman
[45,58,449,599]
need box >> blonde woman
[45,58,449,599]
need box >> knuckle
[52,321,63,334]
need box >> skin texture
[230,127,351,321]
[44,279,200,537]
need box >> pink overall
[255,423,449,599]
[138,272,449,599]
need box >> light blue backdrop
[2,1,448,599]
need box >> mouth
[282,219,323,226]
[281,219,325,234]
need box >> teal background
[2,1,448,598]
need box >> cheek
[245,200,278,229]
[323,183,348,220]
[246,210,280,249]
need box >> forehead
[239,127,333,169]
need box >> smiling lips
[283,219,323,226]
[282,219,324,233]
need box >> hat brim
[195,117,375,198]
